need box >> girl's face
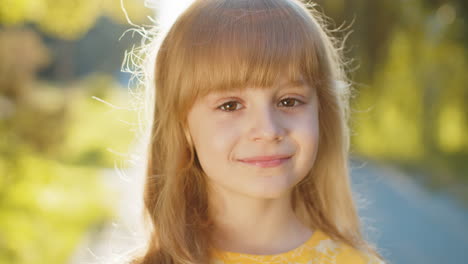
[187,77,320,199]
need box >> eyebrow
[277,79,307,89]
[276,80,311,93]
[205,79,310,101]
[288,79,306,86]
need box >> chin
[243,174,300,199]
[241,184,294,200]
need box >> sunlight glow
[158,0,195,32]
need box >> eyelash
[217,97,305,112]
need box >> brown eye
[279,98,302,107]
[218,101,242,112]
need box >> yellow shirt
[210,229,385,264]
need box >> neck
[209,187,313,255]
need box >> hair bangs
[176,0,325,110]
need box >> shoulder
[309,232,386,264]
[334,243,386,264]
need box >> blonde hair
[130,0,385,263]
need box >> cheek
[191,114,243,166]
[303,122,320,162]
[286,105,319,139]
[209,119,241,155]
[288,108,320,168]
[300,115,319,143]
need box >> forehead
[202,77,314,100]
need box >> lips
[237,154,292,168]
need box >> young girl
[130,0,386,263]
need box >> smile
[237,155,292,168]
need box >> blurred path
[69,159,468,264]
[352,159,468,264]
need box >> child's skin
[186,75,320,254]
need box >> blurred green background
[0,0,467,263]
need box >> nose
[248,106,286,142]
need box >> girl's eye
[217,98,303,112]
[278,97,303,107]
[218,101,243,112]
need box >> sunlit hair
[129,0,385,263]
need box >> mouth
[237,155,292,168]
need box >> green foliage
[59,75,139,167]
[0,70,137,264]
[352,15,468,157]
[1,26,138,260]
[0,147,115,264]
[353,30,425,160]
[0,5,140,264]
[315,0,468,190]
[0,0,151,40]
[346,0,468,189]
